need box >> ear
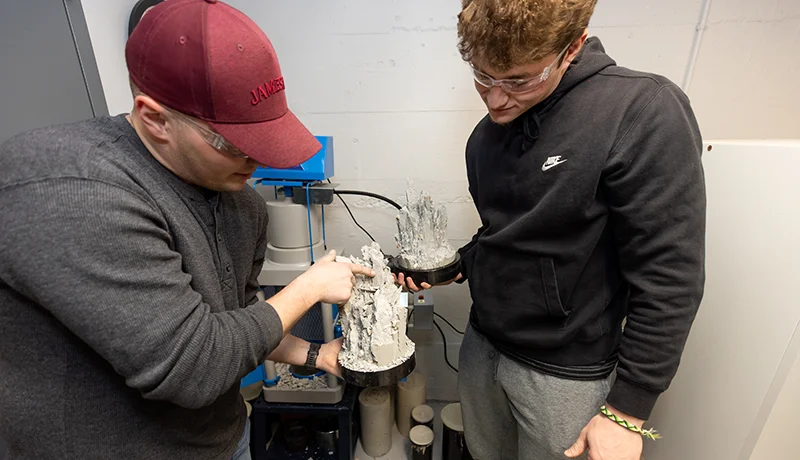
[133,95,171,144]
[565,30,589,66]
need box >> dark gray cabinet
[0,0,107,144]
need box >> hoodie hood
[513,37,616,149]
[552,37,616,98]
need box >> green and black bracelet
[599,405,662,440]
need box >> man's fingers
[395,273,410,292]
[421,282,432,289]
[348,263,375,277]
[407,277,420,292]
[320,250,337,262]
[564,429,588,458]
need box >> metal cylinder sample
[397,372,427,437]
[442,403,472,460]
[358,387,393,457]
[410,425,434,460]
[412,404,435,430]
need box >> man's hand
[565,404,644,460]
[316,338,343,377]
[298,250,374,305]
[395,272,463,292]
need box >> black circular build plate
[387,253,461,286]
[341,353,416,387]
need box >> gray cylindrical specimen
[397,372,427,437]
[358,387,393,457]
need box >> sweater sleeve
[456,224,484,283]
[603,85,706,420]
[457,129,486,283]
[0,178,283,409]
[244,203,269,306]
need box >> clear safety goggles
[167,108,249,159]
[470,44,570,94]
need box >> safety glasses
[166,108,249,159]
[470,44,571,94]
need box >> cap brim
[210,110,321,169]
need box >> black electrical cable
[336,194,377,243]
[325,180,377,243]
[333,190,402,210]
[434,312,465,335]
[433,319,459,373]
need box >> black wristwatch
[305,342,321,370]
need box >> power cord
[326,179,377,243]
[433,319,459,373]
[434,312,464,335]
[335,193,377,243]
[333,190,401,210]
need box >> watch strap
[305,342,321,370]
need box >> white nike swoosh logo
[542,159,567,171]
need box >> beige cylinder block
[359,387,393,457]
[397,371,427,437]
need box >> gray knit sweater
[0,115,283,459]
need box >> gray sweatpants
[458,325,612,460]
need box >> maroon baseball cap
[126,0,321,168]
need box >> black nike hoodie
[458,37,705,420]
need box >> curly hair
[458,0,597,71]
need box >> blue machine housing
[251,136,334,186]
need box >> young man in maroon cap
[0,1,371,459]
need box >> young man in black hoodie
[400,1,705,459]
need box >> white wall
[80,0,141,115]
[83,0,800,401]
[687,0,800,139]
[642,141,800,460]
